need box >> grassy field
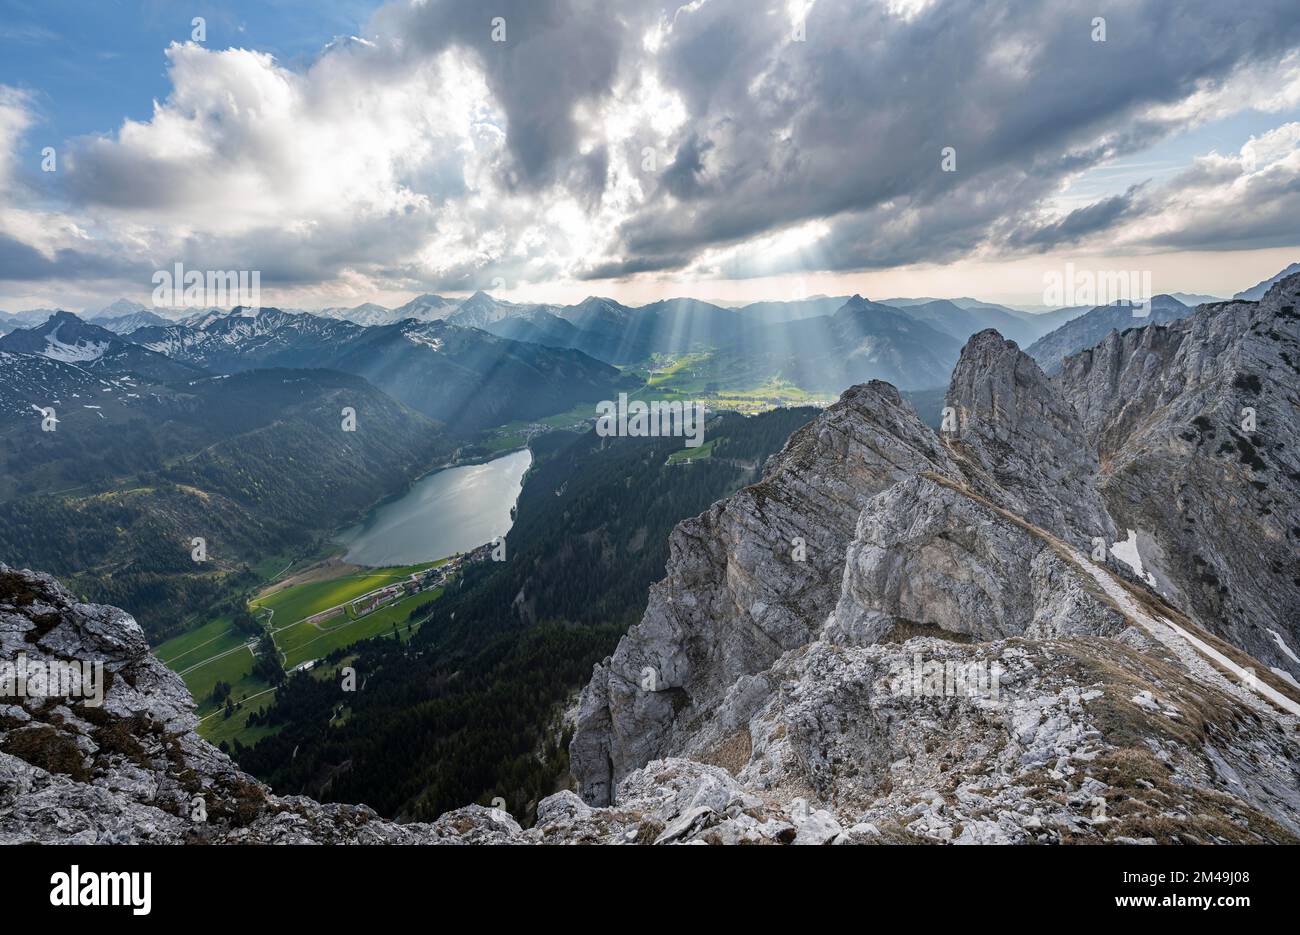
[201,714,281,750]
[153,615,267,720]
[629,352,834,415]
[480,431,527,453]
[277,588,441,669]
[154,615,244,670]
[666,438,717,463]
[249,559,444,625]
[155,557,449,747]
[493,400,600,437]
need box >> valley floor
[154,554,450,748]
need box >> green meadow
[154,615,245,670]
[154,558,448,747]
[666,438,717,463]
[249,558,444,625]
[276,588,441,669]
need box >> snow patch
[42,323,108,362]
[1110,529,1156,587]
[404,332,443,351]
[1077,553,1300,718]
[1271,667,1300,689]
[1267,628,1300,665]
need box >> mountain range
[1,307,625,432]
[1025,294,1194,373]
[3,272,1297,844]
[0,365,450,640]
[0,271,1278,405]
[571,272,1300,842]
[0,311,206,384]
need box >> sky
[1,0,1299,313]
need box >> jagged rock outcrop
[570,381,959,805]
[12,552,1292,846]
[574,333,1128,805]
[1026,295,1192,374]
[945,330,1116,550]
[570,300,1300,843]
[1055,274,1300,678]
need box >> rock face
[570,281,1300,843]
[5,279,1300,845]
[945,329,1116,550]
[1055,276,1300,676]
[1026,294,1192,374]
[9,556,1294,846]
[0,565,494,844]
[569,382,959,805]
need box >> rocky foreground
[2,277,1299,844]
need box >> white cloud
[0,85,33,193]
[2,0,1300,306]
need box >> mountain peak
[947,327,1113,545]
[91,298,148,317]
[962,326,1016,350]
[0,310,126,364]
[1233,261,1300,301]
[835,294,873,314]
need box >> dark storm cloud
[0,232,138,282]
[170,207,446,287]
[6,0,1300,297]
[608,0,1300,273]
[577,253,693,280]
[1003,187,1144,251]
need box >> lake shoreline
[334,447,533,567]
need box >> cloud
[0,86,34,195]
[2,0,1300,303]
[607,0,1300,277]
[1003,187,1146,251]
[1120,123,1300,252]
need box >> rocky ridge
[570,274,1300,842]
[1054,281,1300,676]
[1026,294,1192,374]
